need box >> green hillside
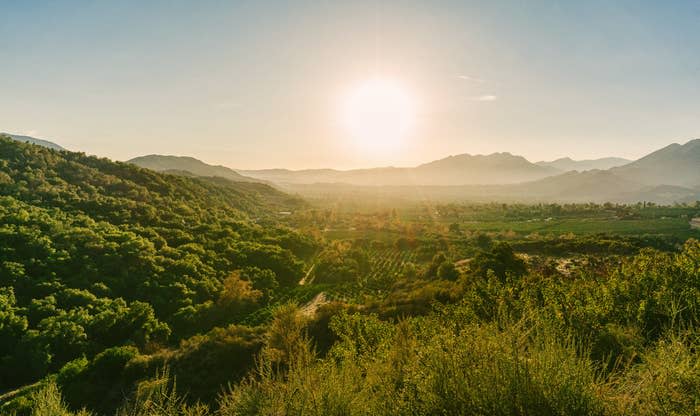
[0,135,316,404]
[128,154,261,184]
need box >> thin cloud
[23,130,38,136]
[474,95,498,101]
[457,75,485,83]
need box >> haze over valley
[2,2,700,415]
[7,131,697,204]
[123,137,700,204]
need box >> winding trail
[301,291,328,317]
[299,263,316,285]
[0,381,41,405]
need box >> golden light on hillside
[340,78,416,154]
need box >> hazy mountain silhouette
[611,139,700,188]
[501,169,699,204]
[107,137,700,204]
[535,157,630,172]
[281,171,700,204]
[3,133,65,151]
[569,138,700,202]
[128,155,261,183]
[269,139,700,204]
[240,152,559,186]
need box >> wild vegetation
[2,136,700,415]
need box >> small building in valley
[691,217,700,230]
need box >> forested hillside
[0,136,316,400]
[128,154,262,184]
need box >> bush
[219,312,609,416]
[470,242,527,281]
[437,261,459,281]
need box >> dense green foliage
[12,240,700,416]
[0,137,315,394]
[2,136,700,415]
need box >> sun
[340,78,416,153]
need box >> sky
[1,0,699,169]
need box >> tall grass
[27,381,91,416]
[217,307,609,416]
[115,369,208,416]
[610,332,700,415]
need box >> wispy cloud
[23,130,38,136]
[457,74,485,83]
[473,95,498,102]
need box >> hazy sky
[1,1,699,169]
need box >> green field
[456,217,699,237]
[322,217,699,240]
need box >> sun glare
[340,79,416,153]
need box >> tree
[394,237,416,250]
[424,252,448,279]
[241,267,279,299]
[475,233,493,250]
[218,272,263,310]
[403,262,418,280]
[471,242,527,281]
[437,262,460,281]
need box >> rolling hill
[2,133,65,151]
[128,154,261,183]
[0,135,301,219]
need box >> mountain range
[611,140,700,188]
[235,153,561,186]
[132,139,699,204]
[7,132,700,204]
[130,152,625,188]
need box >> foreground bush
[25,312,700,416]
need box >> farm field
[318,215,699,240]
[451,217,697,237]
[324,247,419,302]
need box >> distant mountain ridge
[0,134,302,218]
[2,133,65,151]
[128,154,261,183]
[611,139,700,188]
[281,171,700,205]
[246,138,700,204]
[536,156,630,172]
[20,132,700,204]
[239,152,560,186]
